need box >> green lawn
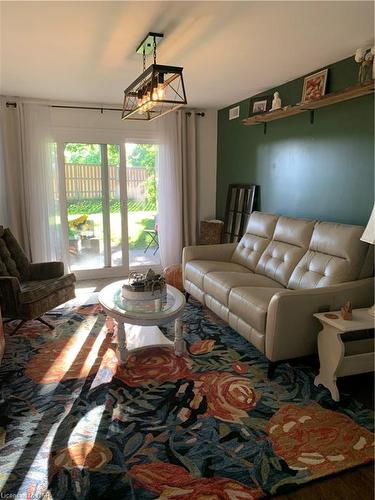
[67,203,157,250]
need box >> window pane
[126,143,160,267]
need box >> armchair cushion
[28,262,65,281]
[0,228,30,280]
[20,273,76,304]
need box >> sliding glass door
[125,143,160,268]
[62,142,127,277]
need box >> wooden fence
[64,164,148,200]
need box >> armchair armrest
[265,278,374,362]
[0,276,21,317]
[28,262,65,281]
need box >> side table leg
[174,318,186,356]
[314,324,344,402]
[117,320,128,365]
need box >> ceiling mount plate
[136,32,164,55]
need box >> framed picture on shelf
[301,69,328,103]
[249,96,271,116]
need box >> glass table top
[98,281,185,321]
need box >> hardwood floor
[276,363,374,499]
[75,278,374,499]
[275,464,374,499]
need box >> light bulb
[157,85,165,99]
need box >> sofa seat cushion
[185,260,251,289]
[204,272,283,306]
[20,273,76,304]
[229,287,281,333]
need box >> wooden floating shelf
[242,80,374,126]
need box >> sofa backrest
[231,212,278,271]
[288,221,369,289]
[255,216,315,286]
[0,227,30,281]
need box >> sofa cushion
[204,272,283,306]
[185,260,251,289]
[229,287,281,333]
[20,273,76,304]
[255,216,315,286]
[288,221,369,289]
[231,212,278,271]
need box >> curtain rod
[52,104,122,113]
[5,101,205,116]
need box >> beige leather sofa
[183,212,374,369]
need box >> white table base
[116,318,186,364]
[314,324,344,401]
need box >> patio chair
[144,225,159,255]
[0,227,76,333]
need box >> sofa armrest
[182,243,237,283]
[0,276,21,317]
[183,243,236,266]
[28,262,65,280]
[265,278,374,362]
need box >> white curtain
[0,98,28,246]
[0,99,65,264]
[22,104,64,263]
[0,115,9,228]
[158,110,198,268]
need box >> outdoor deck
[70,247,160,271]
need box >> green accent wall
[216,57,374,226]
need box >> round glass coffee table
[98,281,186,364]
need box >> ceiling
[1,1,374,109]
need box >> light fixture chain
[143,47,146,72]
[153,36,157,65]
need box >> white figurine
[364,51,374,82]
[355,48,367,83]
[271,91,281,111]
[354,48,366,63]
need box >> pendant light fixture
[122,32,187,121]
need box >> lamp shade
[360,204,375,244]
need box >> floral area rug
[0,298,373,499]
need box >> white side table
[314,308,374,401]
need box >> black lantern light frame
[122,33,187,121]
